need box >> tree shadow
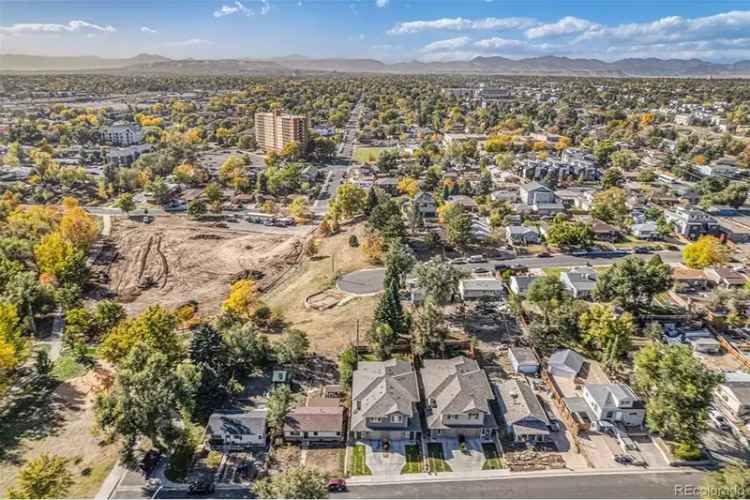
[292,355,339,387]
[0,370,71,464]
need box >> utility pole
[355,319,360,361]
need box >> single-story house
[590,220,621,242]
[631,221,659,239]
[684,329,722,354]
[459,278,504,301]
[284,405,345,442]
[560,267,598,300]
[508,347,539,375]
[207,409,268,450]
[509,275,536,295]
[495,380,551,443]
[705,267,747,288]
[506,225,541,245]
[548,349,584,378]
[671,266,709,292]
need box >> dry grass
[303,446,346,477]
[265,224,379,359]
[0,366,119,498]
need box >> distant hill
[2,53,750,77]
[0,53,170,71]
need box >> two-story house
[664,207,720,240]
[714,372,750,424]
[420,357,498,440]
[349,359,421,442]
[582,383,645,429]
[412,191,437,218]
[519,181,564,214]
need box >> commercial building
[254,110,310,152]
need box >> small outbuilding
[548,349,584,378]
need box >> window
[392,414,403,423]
[313,432,318,436]
[469,413,479,420]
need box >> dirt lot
[100,217,303,315]
[265,224,379,360]
[0,366,119,498]
[302,445,346,477]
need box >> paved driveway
[337,268,386,295]
[437,438,486,472]
[364,440,407,476]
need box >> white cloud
[140,26,158,34]
[388,16,538,35]
[473,37,526,50]
[525,16,599,39]
[166,38,214,47]
[214,1,252,17]
[421,36,470,52]
[0,19,116,34]
[376,0,389,7]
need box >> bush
[673,442,703,461]
[349,234,359,247]
[206,450,223,469]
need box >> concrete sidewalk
[345,466,685,487]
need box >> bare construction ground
[99,217,303,315]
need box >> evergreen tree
[373,280,407,336]
[364,187,379,216]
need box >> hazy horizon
[1,1,750,64]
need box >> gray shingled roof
[207,409,267,437]
[350,359,419,432]
[585,384,640,410]
[548,349,584,376]
[421,357,497,430]
[495,380,549,434]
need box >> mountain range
[2,53,750,77]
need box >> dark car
[138,450,161,475]
[537,252,552,258]
[614,454,634,465]
[328,479,347,492]
[188,479,215,495]
[633,246,653,254]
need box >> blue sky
[1,1,750,62]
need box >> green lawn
[50,347,96,381]
[401,444,423,474]
[353,146,396,163]
[426,443,451,472]
[349,444,372,476]
[481,443,505,470]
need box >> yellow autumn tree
[289,196,311,223]
[0,302,29,395]
[223,279,259,317]
[59,198,98,250]
[398,177,419,198]
[34,232,75,280]
[683,235,732,269]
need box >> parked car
[327,479,347,492]
[537,252,552,258]
[188,478,215,495]
[633,246,653,254]
[451,258,467,265]
[473,267,490,275]
[142,478,161,494]
[614,454,633,464]
[468,255,487,263]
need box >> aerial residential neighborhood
[2,2,750,500]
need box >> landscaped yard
[353,146,396,163]
[401,444,423,474]
[426,443,452,472]
[481,443,505,470]
[349,444,372,476]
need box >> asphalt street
[463,250,683,273]
[337,470,706,499]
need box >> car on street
[468,255,487,263]
[473,267,490,275]
[537,252,552,258]
[188,478,215,495]
[328,479,347,492]
[633,246,653,254]
[451,258,467,265]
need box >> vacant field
[0,366,118,498]
[302,446,345,477]
[265,224,379,359]
[353,146,396,164]
[102,217,303,316]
